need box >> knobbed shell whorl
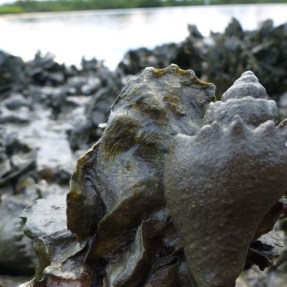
[205,71,278,128]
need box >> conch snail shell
[164,71,287,287]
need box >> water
[0,4,286,70]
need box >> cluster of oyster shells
[21,65,287,287]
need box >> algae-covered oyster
[67,64,215,286]
[22,65,287,287]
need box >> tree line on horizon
[0,0,286,14]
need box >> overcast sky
[0,0,16,4]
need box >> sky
[0,0,15,4]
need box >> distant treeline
[0,0,287,14]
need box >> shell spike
[211,120,222,133]
[238,71,259,83]
[195,124,215,142]
[229,115,249,138]
[255,120,276,137]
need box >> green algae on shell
[67,63,216,244]
[66,64,216,285]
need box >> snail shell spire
[222,71,267,101]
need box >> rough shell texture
[21,194,91,285]
[22,65,287,287]
[165,71,287,287]
[204,97,278,126]
[66,64,216,286]
[165,119,287,287]
[67,63,216,243]
[221,71,267,101]
[0,197,35,275]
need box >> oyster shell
[67,64,216,245]
[67,64,216,285]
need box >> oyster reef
[21,64,287,287]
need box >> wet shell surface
[0,197,35,275]
[22,65,287,287]
[67,64,217,285]
[165,71,287,287]
[165,119,287,287]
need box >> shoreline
[0,2,287,17]
[0,18,287,286]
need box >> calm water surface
[0,4,287,70]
